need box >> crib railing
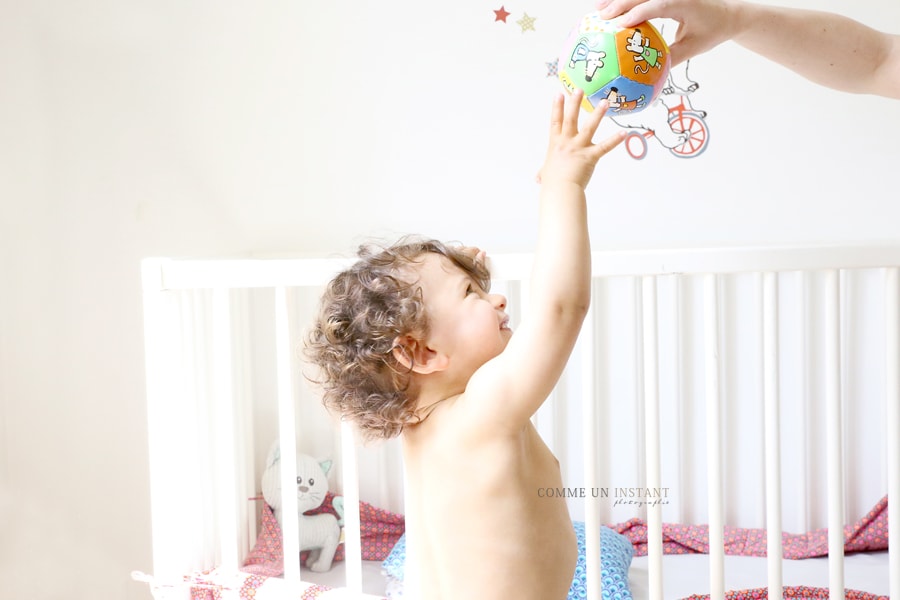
[140,244,900,600]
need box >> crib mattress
[629,551,890,598]
[290,551,890,599]
[296,561,388,597]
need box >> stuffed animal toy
[261,442,343,572]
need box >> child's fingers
[459,246,488,269]
[474,249,487,269]
[548,92,565,136]
[578,99,611,142]
[561,89,584,136]
[591,129,628,160]
[459,245,482,258]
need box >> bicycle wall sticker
[610,60,710,160]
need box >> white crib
[136,243,900,600]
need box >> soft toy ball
[558,12,670,115]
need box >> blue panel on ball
[587,76,654,115]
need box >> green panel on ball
[559,30,621,97]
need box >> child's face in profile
[413,252,512,375]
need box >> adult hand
[595,0,742,66]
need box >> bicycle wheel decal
[667,111,709,158]
[624,131,649,160]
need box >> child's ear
[392,335,449,374]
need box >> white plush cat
[261,442,343,572]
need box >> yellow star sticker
[517,12,536,33]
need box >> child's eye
[466,284,477,296]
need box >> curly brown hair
[304,236,491,441]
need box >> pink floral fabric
[187,571,266,600]
[242,492,405,577]
[682,585,887,600]
[204,494,889,599]
[188,572,333,600]
[611,495,888,559]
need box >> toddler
[306,89,624,599]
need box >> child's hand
[457,245,488,272]
[458,246,487,268]
[537,89,625,189]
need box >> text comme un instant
[537,487,671,499]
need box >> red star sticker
[494,5,510,22]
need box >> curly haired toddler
[306,89,625,600]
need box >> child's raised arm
[465,89,624,431]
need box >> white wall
[1,0,899,598]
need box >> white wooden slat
[212,289,240,572]
[824,270,845,600]
[798,273,811,532]
[233,290,256,565]
[274,286,301,584]
[885,267,900,600]
[341,421,363,592]
[642,276,663,600]
[672,276,687,524]
[704,274,725,600]
[762,273,783,598]
[580,302,602,600]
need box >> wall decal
[611,60,710,160]
[516,12,537,33]
[545,60,559,78]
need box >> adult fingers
[597,0,655,23]
[667,36,699,66]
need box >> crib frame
[139,244,900,600]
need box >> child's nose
[491,293,507,309]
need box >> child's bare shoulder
[409,390,502,447]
